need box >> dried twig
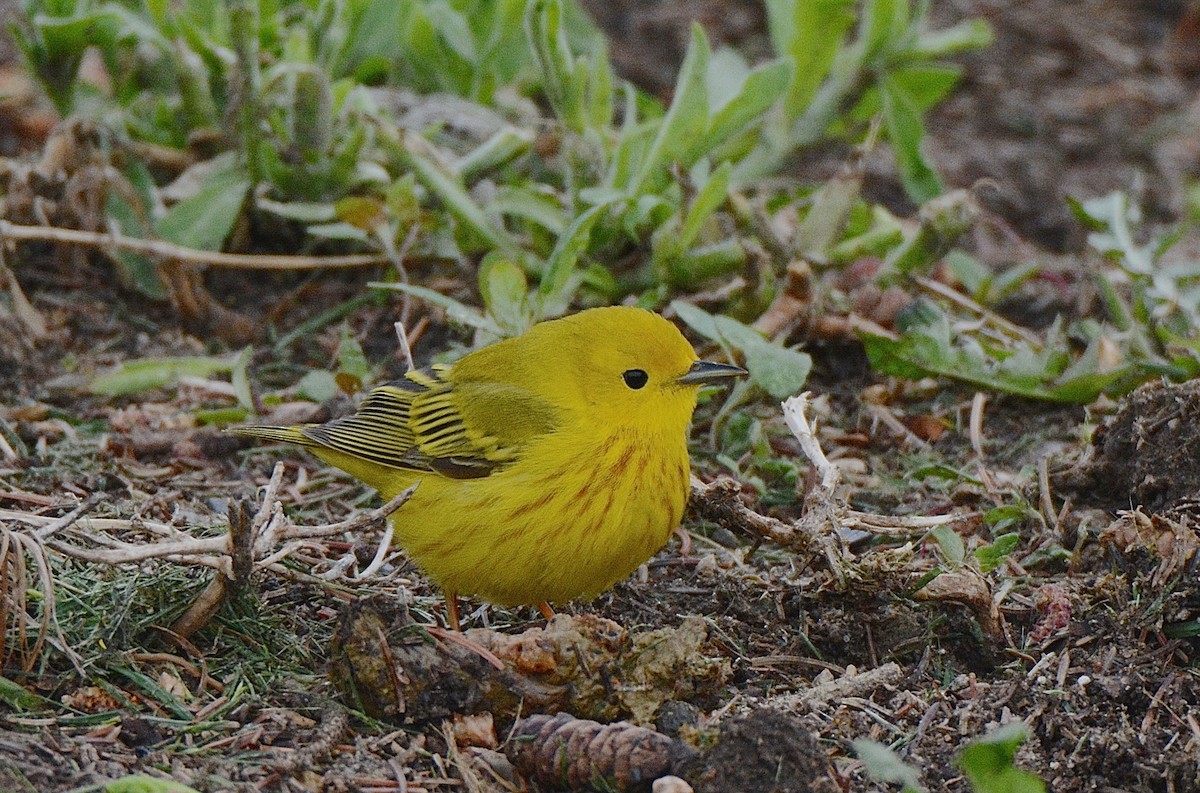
[692,395,976,583]
[0,249,48,340]
[772,662,906,714]
[0,465,416,656]
[0,219,389,270]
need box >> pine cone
[507,712,695,791]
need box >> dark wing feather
[300,365,557,480]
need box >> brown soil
[3,2,1200,793]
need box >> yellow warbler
[236,306,744,627]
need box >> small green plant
[739,0,992,201]
[13,0,990,332]
[860,299,1145,403]
[857,722,1045,793]
[957,723,1047,793]
[1073,192,1200,375]
[858,189,1200,405]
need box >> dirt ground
[3,1,1200,792]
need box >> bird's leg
[537,601,556,621]
[446,593,461,631]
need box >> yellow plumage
[236,306,743,618]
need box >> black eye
[622,369,649,389]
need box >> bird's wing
[301,366,559,479]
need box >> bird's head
[515,306,746,431]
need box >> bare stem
[0,220,389,271]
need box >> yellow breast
[358,427,691,606]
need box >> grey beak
[676,360,748,385]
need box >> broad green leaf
[975,533,1020,573]
[538,202,610,311]
[156,157,251,251]
[957,723,1047,793]
[766,0,855,119]
[880,77,943,203]
[298,370,338,403]
[105,775,202,793]
[670,301,811,398]
[691,59,791,164]
[371,282,503,335]
[479,254,531,335]
[930,525,965,566]
[90,355,239,396]
[630,24,711,195]
[740,336,812,398]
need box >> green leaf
[0,676,46,711]
[297,370,338,403]
[490,186,568,236]
[740,336,812,399]
[538,202,609,312]
[913,19,994,58]
[930,525,965,566]
[329,0,407,78]
[862,0,908,58]
[910,464,982,486]
[795,171,863,258]
[156,156,251,251]
[230,346,254,411]
[371,282,503,336]
[336,333,370,382]
[105,167,168,300]
[688,58,791,163]
[956,723,1047,793]
[525,0,585,130]
[193,406,250,425]
[767,0,855,120]
[90,355,239,396]
[854,738,926,793]
[859,301,1136,404]
[880,77,943,203]
[109,665,191,720]
[975,533,1020,573]
[678,162,732,251]
[104,774,202,793]
[629,24,711,195]
[479,254,531,335]
[670,301,811,398]
[389,131,524,262]
[984,503,1035,534]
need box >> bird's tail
[231,424,318,447]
